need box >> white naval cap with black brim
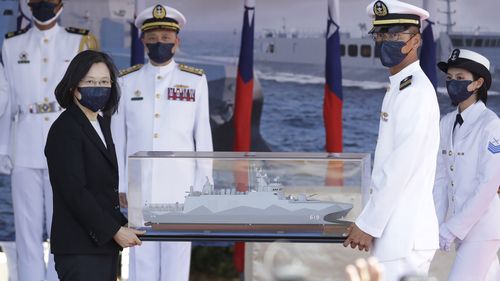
[135,4,186,33]
[438,49,492,90]
[366,0,429,34]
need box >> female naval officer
[433,48,500,281]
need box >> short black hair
[55,50,120,115]
[472,73,488,104]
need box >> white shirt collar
[145,59,176,76]
[388,60,421,85]
[32,23,61,39]
[457,100,486,125]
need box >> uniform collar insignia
[399,75,413,90]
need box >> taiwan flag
[324,0,343,153]
[232,0,255,275]
[233,0,255,152]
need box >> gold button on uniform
[155,113,160,118]
[448,150,452,156]
[43,58,48,63]
[44,117,49,121]
[44,97,49,102]
[450,165,454,171]
[43,77,48,83]
[154,133,159,138]
[157,76,162,80]
[156,93,160,99]
[43,38,49,43]
[451,181,454,187]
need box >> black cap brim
[368,25,413,34]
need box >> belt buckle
[39,102,51,113]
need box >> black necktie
[453,113,464,131]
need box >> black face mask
[446,80,475,106]
[77,87,111,112]
[146,42,175,64]
[29,1,59,23]
[375,40,409,68]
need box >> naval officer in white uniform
[344,1,440,281]
[0,0,97,280]
[112,4,212,281]
[434,49,500,281]
[0,57,19,281]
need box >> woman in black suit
[45,50,144,281]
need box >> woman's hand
[113,227,145,248]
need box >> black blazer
[45,103,127,255]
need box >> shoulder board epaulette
[4,27,30,39]
[178,64,204,76]
[65,27,89,36]
[119,64,143,77]
[399,75,413,90]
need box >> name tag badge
[167,87,196,102]
[131,90,143,101]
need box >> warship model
[142,166,353,229]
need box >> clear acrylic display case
[127,152,371,242]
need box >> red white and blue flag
[233,0,255,152]
[324,0,343,153]
[233,0,255,274]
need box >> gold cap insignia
[374,1,388,17]
[153,5,167,19]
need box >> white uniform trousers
[129,241,191,281]
[11,166,57,281]
[0,242,18,281]
[377,249,435,281]
[448,240,500,281]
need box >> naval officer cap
[135,4,186,33]
[366,0,429,34]
[438,49,492,90]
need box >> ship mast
[437,0,456,33]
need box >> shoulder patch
[178,64,204,76]
[119,64,143,77]
[65,27,90,36]
[4,27,30,39]
[488,137,500,154]
[399,75,413,90]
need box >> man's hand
[439,224,455,252]
[113,227,145,248]
[0,155,12,175]
[343,223,374,252]
[345,257,385,281]
[119,192,128,208]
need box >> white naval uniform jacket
[356,61,440,261]
[112,60,213,198]
[0,63,10,156]
[433,101,500,242]
[1,24,85,168]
